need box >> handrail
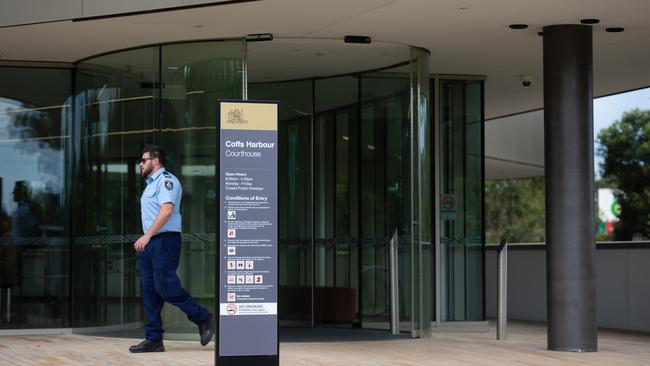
[486,240,650,247]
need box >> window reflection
[0,68,70,329]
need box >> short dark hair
[142,146,166,166]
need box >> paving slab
[0,323,649,365]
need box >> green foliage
[595,230,614,242]
[597,108,650,240]
[485,177,545,243]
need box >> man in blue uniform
[129,146,214,353]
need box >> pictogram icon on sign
[226,304,238,315]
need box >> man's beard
[141,166,151,177]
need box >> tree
[597,108,650,240]
[485,177,545,243]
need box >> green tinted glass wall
[73,40,244,331]
[0,67,71,329]
[0,41,436,337]
[439,79,484,321]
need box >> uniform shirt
[141,168,182,234]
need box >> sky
[593,87,650,178]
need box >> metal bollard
[389,228,400,335]
[497,239,508,340]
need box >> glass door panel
[159,40,244,334]
[249,80,313,326]
[439,79,484,322]
[74,46,159,328]
[360,73,411,330]
[314,76,359,327]
[245,42,430,335]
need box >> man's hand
[135,203,173,253]
[134,234,152,252]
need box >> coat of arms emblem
[227,108,247,124]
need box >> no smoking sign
[441,194,457,220]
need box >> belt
[152,231,181,239]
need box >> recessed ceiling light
[509,24,528,30]
[344,35,371,44]
[246,33,273,42]
[580,19,600,24]
[605,27,625,32]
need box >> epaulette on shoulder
[163,171,171,177]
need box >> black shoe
[199,313,215,346]
[129,339,165,353]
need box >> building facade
[2,0,649,351]
[0,36,484,337]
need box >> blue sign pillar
[216,100,279,366]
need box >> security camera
[520,74,532,87]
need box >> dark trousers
[138,232,209,341]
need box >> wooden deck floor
[0,323,649,365]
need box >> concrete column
[543,24,597,352]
